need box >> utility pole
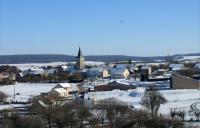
[13,84,15,101]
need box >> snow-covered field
[0,83,56,102]
[1,61,105,71]
[85,88,200,117]
[1,82,200,119]
[178,56,200,61]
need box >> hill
[0,53,200,64]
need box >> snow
[0,83,56,102]
[0,104,25,110]
[85,88,145,109]
[160,89,200,115]
[54,88,68,93]
[178,56,200,61]
[1,61,104,71]
[2,62,69,71]
[58,83,72,88]
[85,88,200,118]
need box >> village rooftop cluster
[0,48,200,127]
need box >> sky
[0,0,200,56]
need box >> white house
[111,67,130,79]
[54,83,72,91]
[50,88,69,97]
[53,83,79,94]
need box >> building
[53,83,72,91]
[50,88,69,97]
[23,68,45,76]
[140,66,152,81]
[195,62,200,71]
[51,83,79,97]
[86,68,109,78]
[94,81,136,91]
[0,72,16,81]
[169,64,185,71]
[76,47,85,70]
[141,66,152,75]
[0,72,9,80]
[170,74,200,89]
[110,67,130,79]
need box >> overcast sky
[0,0,200,56]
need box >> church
[76,47,85,70]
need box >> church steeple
[76,47,85,70]
[77,47,83,58]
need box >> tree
[0,91,8,103]
[141,86,167,118]
[128,59,132,64]
[1,113,44,128]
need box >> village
[0,48,200,127]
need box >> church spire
[77,47,83,58]
[76,47,85,70]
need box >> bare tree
[141,86,167,118]
[1,113,44,128]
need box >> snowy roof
[61,66,68,71]
[87,68,107,72]
[71,84,79,91]
[111,67,128,74]
[46,68,57,74]
[116,64,127,68]
[114,80,130,85]
[195,63,200,68]
[169,64,185,70]
[54,88,68,93]
[29,68,45,75]
[58,83,72,88]
[158,69,168,72]
[141,66,150,70]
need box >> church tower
[76,47,85,70]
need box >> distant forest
[0,53,200,64]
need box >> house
[141,66,152,75]
[54,83,79,94]
[169,64,185,71]
[94,81,136,91]
[0,72,9,80]
[86,68,109,78]
[128,64,138,73]
[195,62,200,71]
[46,68,58,76]
[23,68,45,76]
[151,69,169,78]
[49,88,69,97]
[170,74,200,89]
[116,64,128,69]
[140,66,152,81]
[54,83,72,91]
[61,65,68,71]
[110,67,130,79]
[0,72,16,81]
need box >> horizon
[0,0,200,56]
[0,52,200,57]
